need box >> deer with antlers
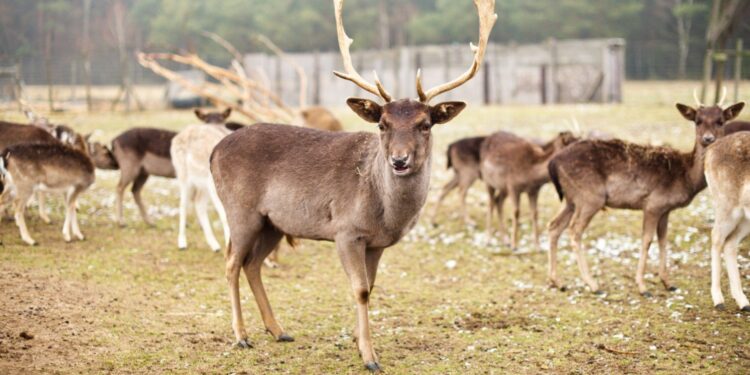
[547,90,744,296]
[210,0,496,371]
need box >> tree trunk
[82,0,93,111]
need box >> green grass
[1,81,750,374]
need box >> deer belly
[143,154,176,178]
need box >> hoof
[741,305,750,312]
[715,303,726,311]
[641,291,653,298]
[178,246,187,251]
[593,289,606,296]
[235,339,252,349]
[364,361,382,373]
[667,286,678,292]
[277,333,294,342]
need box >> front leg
[336,235,381,372]
[656,212,676,291]
[37,191,51,224]
[636,212,660,297]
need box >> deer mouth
[391,163,411,176]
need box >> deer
[209,1,496,371]
[480,131,578,250]
[0,132,95,245]
[724,120,750,135]
[705,131,750,312]
[429,136,486,226]
[301,106,344,131]
[546,96,744,296]
[171,123,232,252]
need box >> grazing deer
[481,131,578,250]
[705,132,750,312]
[171,124,232,251]
[210,0,495,371]
[89,127,177,226]
[546,99,744,296]
[301,106,344,131]
[430,136,486,226]
[0,132,95,245]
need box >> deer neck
[685,142,708,193]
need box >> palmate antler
[416,0,497,103]
[333,0,497,104]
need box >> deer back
[0,121,59,152]
[706,132,750,206]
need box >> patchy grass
[1,81,750,374]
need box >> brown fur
[724,120,750,135]
[300,106,343,131]
[547,102,745,295]
[480,131,578,249]
[430,136,486,225]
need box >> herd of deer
[2,0,750,371]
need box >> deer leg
[723,218,750,310]
[636,212,660,297]
[131,171,152,226]
[14,187,35,246]
[509,188,521,250]
[264,247,281,269]
[569,204,601,293]
[336,234,379,371]
[176,182,192,250]
[484,185,496,238]
[458,182,471,225]
[208,182,231,247]
[528,187,541,251]
[353,248,385,343]
[194,189,221,252]
[547,201,574,289]
[430,175,459,225]
[225,214,263,348]
[656,212,675,291]
[69,187,85,241]
[36,190,51,224]
[115,169,136,227]
[710,207,736,309]
[243,226,292,341]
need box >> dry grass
[1,81,749,374]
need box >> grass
[1,81,750,374]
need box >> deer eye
[377,123,386,131]
[419,122,432,132]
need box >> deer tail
[285,235,297,248]
[548,159,564,201]
[446,144,453,170]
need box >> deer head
[334,0,496,177]
[676,90,744,147]
[194,108,232,124]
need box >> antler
[717,86,727,107]
[692,88,703,107]
[332,0,392,102]
[416,0,497,103]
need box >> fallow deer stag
[210,0,496,371]
[430,136,486,225]
[481,131,578,250]
[705,132,750,312]
[547,98,744,296]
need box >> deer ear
[346,98,382,123]
[194,109,205,121]
[430,101,466,124]
[676,103,697,122]
[222,108,232,119]
[723,102,745,121]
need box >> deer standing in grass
[430,136,486,225]
[481,131,578,250]
[1,133,95,245]
[705,132,750,312]
[547,98,744,296]
[210,0,495,371]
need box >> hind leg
[568,203,602,293]
[508,188,521,250]
[636,211,661,297]
[547,201,574,289]
[528,187,541,251]
[70,187,86,240]
[208,182,230,247]
[131,171,152,226]
[243,225,291,341]
[37,191,51,224]
[710,205,737,309]
[723,218,750,310]
[115,167,138,226]
[176,182,193,250]
[13,186,35,245]
[430,174,459,225]
[457,173,477,225]
[194,189,221,252]
[656,212,675,291]
[484,185,496,237]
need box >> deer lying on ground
[0,132,95,245]
[301,106,344,131]
[430,136,486,225]
[481,131,578,250]
[724,120,750,135]
[210,0,495,371]
[705,132,750,312]
[547,99,745,296]
[171,123,232,252]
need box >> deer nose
[391,155,409,168]
[702,134,716,144]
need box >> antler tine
[416,0,497,103]
[332,0,392,102]
[718,86,727,107]
[693,88,703,107]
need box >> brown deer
[193,108,247,130]
[724,120,750,135]
[481,131,578,250]
[89,127,177,226]
[301,106,344,131]
[1,132,95,245]
[209,0,495,371]
[546,100,745,296]
[705,132,750,312]
[429,136,486,225]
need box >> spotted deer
[481,131,578,250]
[430,136,486,225]
[705,132,750,312]
[546,99,744,296]
[0,132,95,245]
[209,0,496,371]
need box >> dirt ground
[1,81,750,374]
